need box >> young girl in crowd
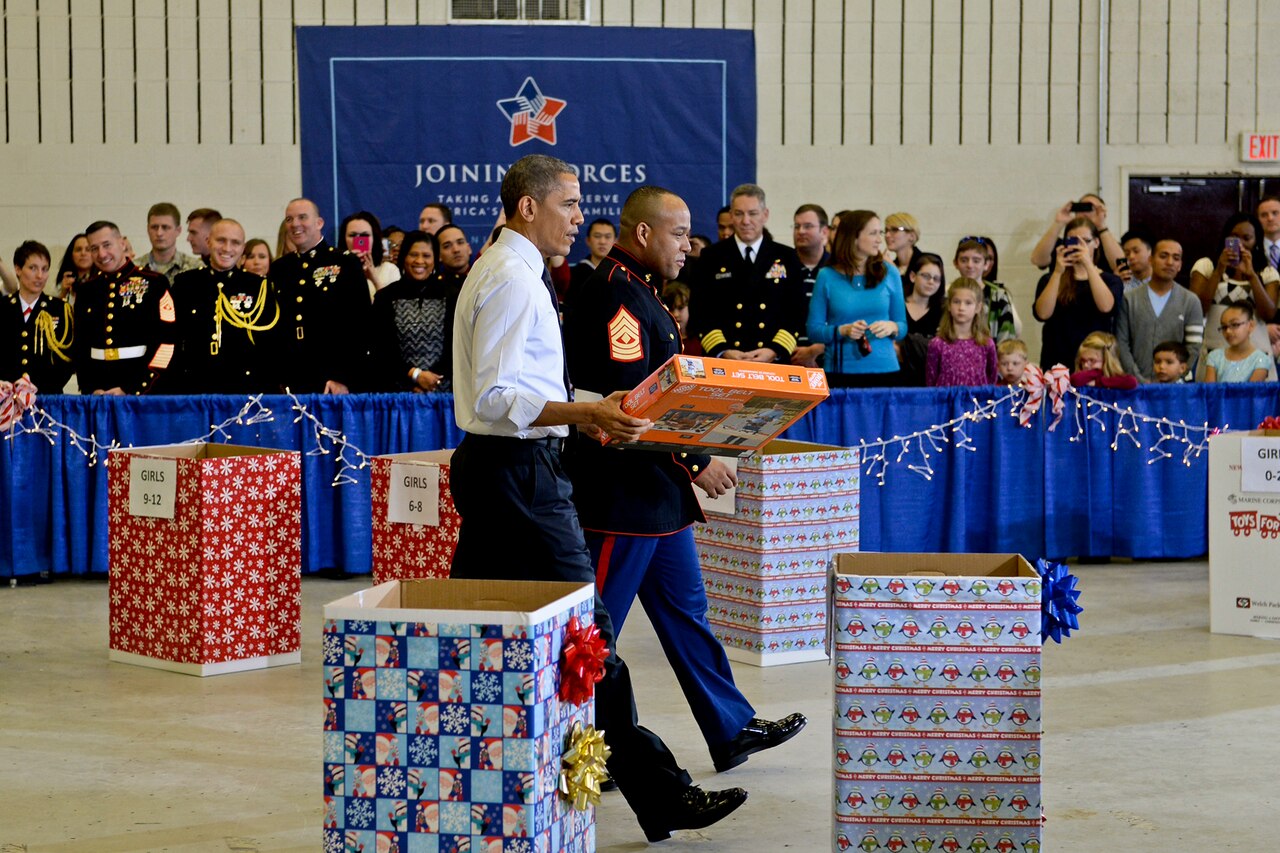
[997,339,1029,385]
[662,281,703,356]
[1071,332,1138,389]
[897,251,946,384]
[1204,302,1272,382]
[925,277,998,386]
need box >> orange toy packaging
[616,355,829,456]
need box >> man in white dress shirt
[450,153,750,843]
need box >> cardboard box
[371,450,458,585]
[107,443,302,676]
[619,354,829,456]
[322,579,596,853]
[1209,430,1280,638]
[696,440,858,666]
[831,553,1043,853]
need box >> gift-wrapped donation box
[1209,430,1280,639]
[107,443,301,676]
[832,553,1043,853]
[322,579,598,853]
[371,450,458,584]
[696,440,859,665]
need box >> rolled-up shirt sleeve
[469,277,550,432]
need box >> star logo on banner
[496,77,566,146]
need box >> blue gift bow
[1036,558,1083,643]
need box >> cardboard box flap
[325,579,595,624]
[110,442,290,460]
[756,439,847,455]
[834,552,1036,578]
[376,449,455,465]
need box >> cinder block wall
[2,0,1277,358]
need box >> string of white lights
[286,392,373,486]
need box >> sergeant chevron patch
[608,306,643,362]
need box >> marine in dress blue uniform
[448,158,748,843]
[270,199,371,393]
[2,242,74,393]
[562,186,806,772]
[74,222,175,395]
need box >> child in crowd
[662,281,703,356]
[954,237,1021,343]
[926,277,998,386]
[997,339,1029,385]
[1071,332,1138,389]
[1151,341,1192,383]
[1204,302,1272,382]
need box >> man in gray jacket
[1116,238,1204,380]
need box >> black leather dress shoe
[638,785,749,842]
[711,712,808,772]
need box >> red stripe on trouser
[594,535,617,591]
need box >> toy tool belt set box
[1209,430,1280,639]
[322,578,597,853]
[695,439,859,667]
[107,442,302,676]
[831,553,1043,853]
[372,450,459,585]
[618,354,829,456]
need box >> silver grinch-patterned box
[832,553,1043,853]
[695,440,859,666]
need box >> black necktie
[745,246,754,265]
[543,267,573,401]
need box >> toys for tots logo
[1228,510,1280,538]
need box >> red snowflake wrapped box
[371,450,458,585]
[107,443,302,676]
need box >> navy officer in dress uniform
[688,183,806,363]
[450,154,748,843]
[270,198,370,393]
[73,221,175,395]
[562,185,807,772]
[1,240,74,393]
[167,219,281,394]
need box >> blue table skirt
[2,385,1277,578]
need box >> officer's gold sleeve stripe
[701,330,727,350]
[148,343,175,369]
[773,329,798,353]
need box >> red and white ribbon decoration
[1018,364,1072,431]
[0,376,37,431]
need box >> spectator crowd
[4,187,1279,396]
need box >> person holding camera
[1029,194,1126,275]
[1032,216,1124,369]
[806,209,907,386]
[1188,211,1278,380]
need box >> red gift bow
[1018,364,1071,431]
[0,376,37,432]
[558,615,609,706]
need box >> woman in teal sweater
[807,210,908,386]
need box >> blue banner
[296,25,757,258]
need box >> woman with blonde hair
[884,211,923,278]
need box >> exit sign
[1241,132,1280,162]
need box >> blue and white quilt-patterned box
[831,553,1044,853]
[322,579,597,853]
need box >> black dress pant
[449,431,694,821]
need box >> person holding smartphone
[1032,216,1125,369]
[1029,194,1125,275]
[1189,211,1278,380]
[54,233,94,304]
[340,210,399,299]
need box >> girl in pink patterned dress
[925,277,998,387]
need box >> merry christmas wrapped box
[695,440,858,666]
[322,578,597,853]
[371,450,458,585]
[831,553,1043,853]
[107,443,302,676]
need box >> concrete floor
[2,560,1278,852]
